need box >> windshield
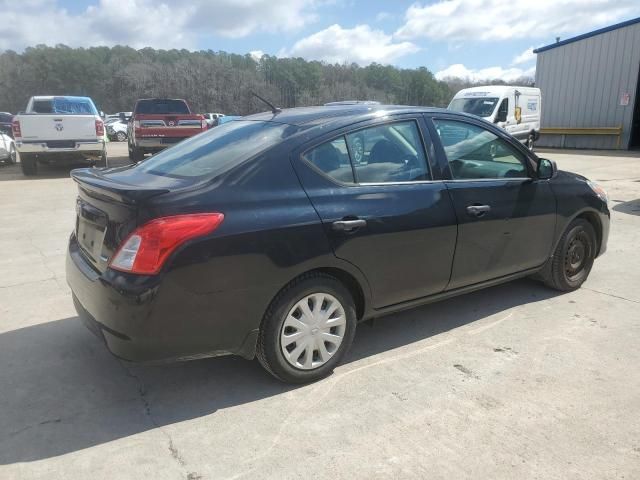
[136,99,190,115]
[136,120,298,179]
[31,97,98,115]
[448,97,499,117]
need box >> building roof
[534,16,640,54]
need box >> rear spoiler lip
[71,168,169,204]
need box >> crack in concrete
[117,360,202,480]
[27,235,66,292]
[582,287,640,304]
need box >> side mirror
[537,158,557,179]
[495,110,507,123]
[119,112,126,121]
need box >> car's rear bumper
[135,137,187,149]
[65,233,262,363]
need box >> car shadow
[0,278,559,464]
[0,155,133,181]
[612,199,640,216]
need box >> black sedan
[66,105,610,383]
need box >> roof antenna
[251,92,281,114]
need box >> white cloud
[435,63,535,82]
[280,24,419,65]
[249,50,265,61]
[395,0,640,41]
[512,47,536,65]
[0,0,319,51]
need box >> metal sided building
[534,17,640,150]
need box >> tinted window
[136,100,190,115]
[434,119,528,179]
[346,121,429,183]
[303,137,354,183]
[137,120,297,179]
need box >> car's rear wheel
[20,153,37,176]
[540,219,596,291]
[257,273,357,383]
[7,144,16,164]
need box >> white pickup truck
[12,96,107,176]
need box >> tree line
[0,45,533,115]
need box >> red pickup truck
[127,98,206,161]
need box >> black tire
[95,148,108,168]
[7,143,16,164]
[20,153,37,176]
[116,131,127,142]
[527,133,535,151]
[540,219,597,291]
[130,145,144,162]
[256,272,357,383]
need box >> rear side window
[137,120,297,179]
[136,100,190,115]
[346,121,429,183]
[303,120,430,185]
[433,119,528,179]
[302,137,355,184]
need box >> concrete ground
[1,143,639,480]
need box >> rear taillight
[95,120,104,137]
[201,119,208,129]
[134,120,141,129]
[109,213,224,275]
[12,119,21,138]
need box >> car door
[427,115,556,290]
[292,116,458,308]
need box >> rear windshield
[136,120,298,179]
[448,97,499,117]
[136,99,190,115]
[31,97,98,115]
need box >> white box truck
[447,86,541,150]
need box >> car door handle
[332,219,367,232]
[466,204,491,217]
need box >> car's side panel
[291,116,458,308]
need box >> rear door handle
[466,204,491,217]
[332,219,367,232]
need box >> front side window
[345,121,430,183]
[433,119,528,180]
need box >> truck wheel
[527,133,535,151]
[129,145,144,162]
[20,154,37,176]
[95,149,108,168]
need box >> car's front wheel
[257,273,357,383]
[116,131,127,142]
[540,218,597,291]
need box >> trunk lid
[71,168,180,273]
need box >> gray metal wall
[535,22,640,149]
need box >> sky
[1,0,639,81]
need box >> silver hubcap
[280,293,346,370]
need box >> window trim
[300,117,435,187]
[427,114,537,181]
